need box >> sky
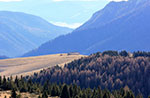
[0,0,127,28]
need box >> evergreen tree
[11,89,17,98]
[2,76,8,90]
[38,95,41,98]
[42,91,48,98]
[82,92,88,98]
[0,76,1,86]
[69,85,73,98]
[73,84,79,98]
[103,89,111,98]
[92,88,97,98]
[119,50,128,57]
[97,86,103,98]
[15,76,19,88]
[51,85,60,96]
[124,91,135,98]
[61,85,70,98]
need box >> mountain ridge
[23,0,150,57]
[0,11,73,57]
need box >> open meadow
[0,53,85,77]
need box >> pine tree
[0,76,2,86]
[82,92,88,98]
[103,89,111,98]
[15,76,19,88]
[124,91,135,98]
[11,89,17,98]
[51,86,57,96]
[2,76,7,90]
[61,85,70,98]
[42,91,48,98]
[38,95,41,98]
[69,85,73,98]
[97,86,103,98]
[119,50,128,57]
[73,84,79,97]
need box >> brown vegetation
[30,51,150,97]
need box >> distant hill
[0,56,9,60]
[30,51,150,98]
[23,0,150,57]
[0,11,72,57]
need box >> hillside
[0,53,85,77]
[30,51,150,98]
[23,0,150,57]
[0,11,72,57]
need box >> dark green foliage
[42,91,48,98]
[38,95,41,98]
[0,75,139,98]
[124,91,135,98]
[133,51,150,57]
[11,89,17,98]
[102,50,119,56]
[103,89,111,98]
[0,76,2,86]
[119,50,129,57]
[61,85,70,98]
[1,76,9,90]
[69,85,74,97]
[51,84,60,96]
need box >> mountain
[23,0,150,57]
[0,55,9,59]
[0,11,72,57]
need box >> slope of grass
[0,53,85,77]
[0,91,59,98]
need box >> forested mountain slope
[30,51,150,98]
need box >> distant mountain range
[23,0,150,57]
[0,11,72,57]
[0,55,9,59]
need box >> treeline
[96,50,150,57]
[29,51,150,98]
[0,76,139,98]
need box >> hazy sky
[0,0,127,28]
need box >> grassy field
[0,90,59,98]
[0,53,85,77]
